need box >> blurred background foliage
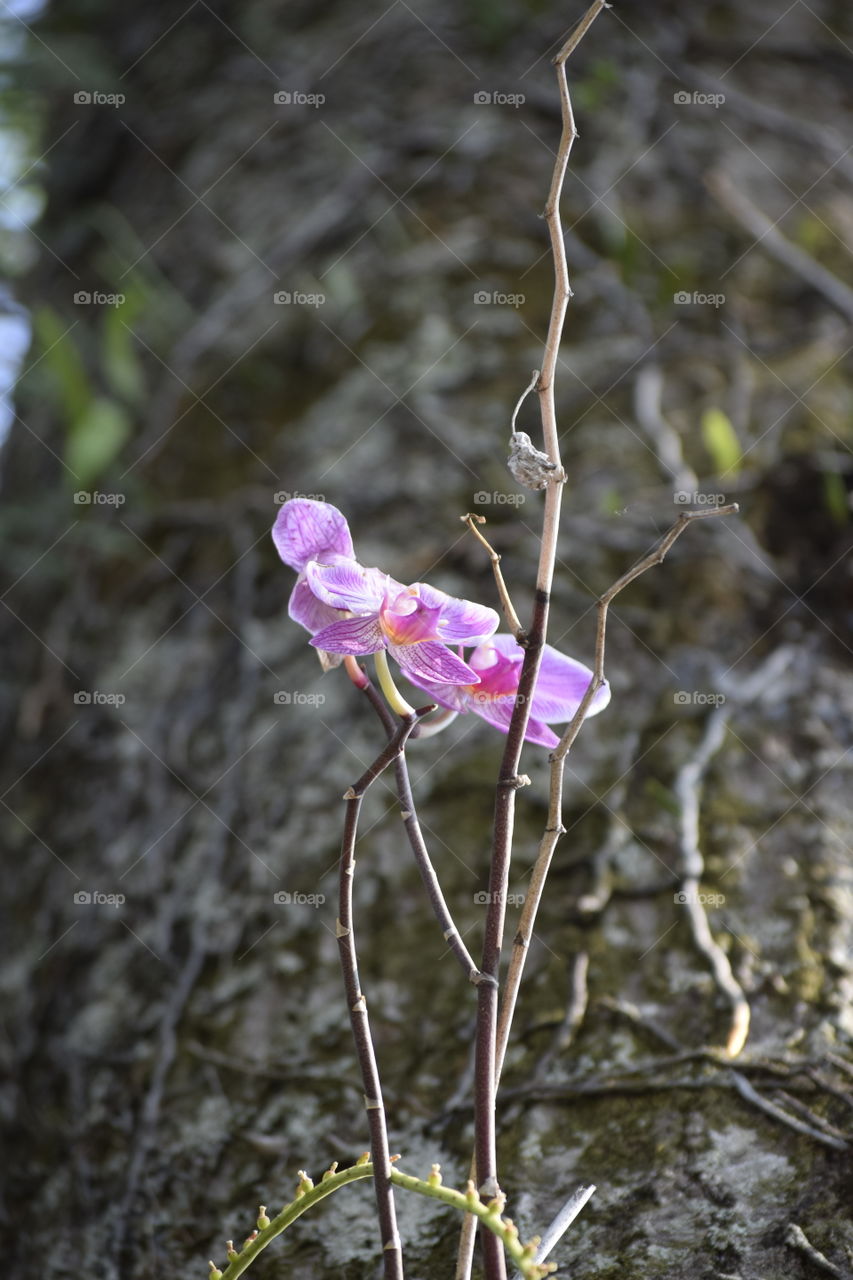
[1,1,852,1277]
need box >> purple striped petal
[310,614,385,656]
[531,645,610,721]
[470,694,561,748]
[390,640,480,685]
[306,560,388,612]
[401,673,469,713]
[415,582,499,644]
[288,577,346,635]
[272,499,354,570]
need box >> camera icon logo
[673,691,691,705]
[473,290,491,304]
[273,91,291,104]
[274,291,291,304]
[673,91,691,105]
[474,91,492,104]
[73,91,92,104]
[473,890,490,904]
[73,291,91,305]
[73,490,91,504]
[673,290,691,304]
[273,891,292,904]
[73,890,92,904]
[73,691,92,705]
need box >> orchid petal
[306,561,389,612]
[531,646,610,721]
[465,692,561,748]
[288,577,345,635]
[310,615,385,656]
[380,592,445,645]
[272,499,354,570]
[390,641,480,686]
[414,583,498,643]
[400,673,469,713]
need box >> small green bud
[208,1262,223,1280]
[225,1240,238,1261]
[356,1151,371,1166]
[296,1171,314,1197]
[465,1180,480,1209]
[321,1161,339,1182]
[257,1206,270,1229]
[243,1231,258,1247]
[427,1164,442,1187]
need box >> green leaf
[701,407,741,477]
[65,396,131,488]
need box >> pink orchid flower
[306,560,499,686]
[406,633,610,747]
[272,498,357,636]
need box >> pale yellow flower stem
[374,649,415,717]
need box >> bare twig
[496,504,740,1089]
[355,672,487,986]
[730,1070,848,1152]
[462,514,524,639]
[673,704,750,1057]
[338,711,431,1279]
[708,169,853,324]
[784,1224,844,1277]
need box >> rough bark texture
[2,1,852,1277]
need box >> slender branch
[338,709,429,1279]
[353,667,489,986]
[708,168,853,325]
[462,513,524,638]
[468,9,607,1280]
[495,504,740,1092]
[673,704,750,1057]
